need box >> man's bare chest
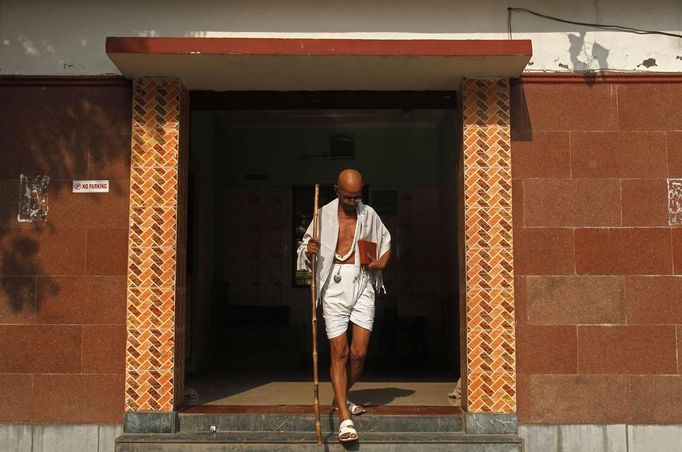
[338,218,357,243]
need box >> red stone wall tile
[618,84,682,131]
[516,373,530,423]
[0,84,131,181]
[47,181,129,229]
[624,276,682,324]
[516,325,577,374]
[32,374,124,423]
[512,180,523,227]
[0,228,87,276]
[678,326,682,374]
[0,179,21,228]
[514,228,575,275]
[0,129,90,180]
[668,131,682,177]
[0,85,131,134]
[527,276,624,324]
[36,276,126,325]
[509,80,527,132]
[514,276,528,325]
[89,133,132,180]
[0,276,36,323]
[673,229,682,275]
[82,325,126,374]
[85,228,128,275]
[678,327,682,374]
[578,325,677,374]
[575,228,672,275]
[515,79,682,426]
[630,376,682,423]
[511,132,571,178]
[0,374,33,422]
[0,82,132,424]
[80,277,127,324]
[0,325,81,373]
[523,179,621,227]
[521,83,617,131]
[621,179,668,226]
[529,374,630,424]
[36,276,82,324]
[570,132,667,178]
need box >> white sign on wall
[72,180,109,193]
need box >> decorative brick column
[124,78,189,432]
[461,79,516,432]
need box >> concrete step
[116,431,523,452]
[178,412,463,433]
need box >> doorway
[184,92,462,408]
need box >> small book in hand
[358,240,377,265]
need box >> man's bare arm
[366,248,391,271]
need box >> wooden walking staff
[310,184,322,445]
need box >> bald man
[297,169,391,443]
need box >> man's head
[335,168,363,213]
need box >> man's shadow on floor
[347,387,415,407]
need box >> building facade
[1,1,682,451]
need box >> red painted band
[519,72,682,84]
[106,37,532,57]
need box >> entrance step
[116,431,522,451]
[178,411,463,433]
[117,408,521,451]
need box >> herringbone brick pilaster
[462,79,516,414]
[125,78,188,413]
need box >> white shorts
[322,264,375,339]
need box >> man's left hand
[365,253,383,270]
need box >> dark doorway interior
[185,92,461,407]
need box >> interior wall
[0,80,131,423]
[186,112,216,374]
[512,77,682,424]
[188,109,462,375]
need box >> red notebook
[358,240,377,265]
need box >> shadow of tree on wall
[567,31,610,81]
[0,78,132,317]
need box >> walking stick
[310,184,322,445]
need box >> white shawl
[297,198,391,301]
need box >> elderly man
[297,168,391,443]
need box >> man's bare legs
[329,322,371,423]
[347,323,370,392]
[329,333,351,423]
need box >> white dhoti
[321,264,375,339]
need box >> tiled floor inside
[184,372,461,407]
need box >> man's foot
[338,419,359,442]
[347,400,367,415]
[332,400,367,415]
